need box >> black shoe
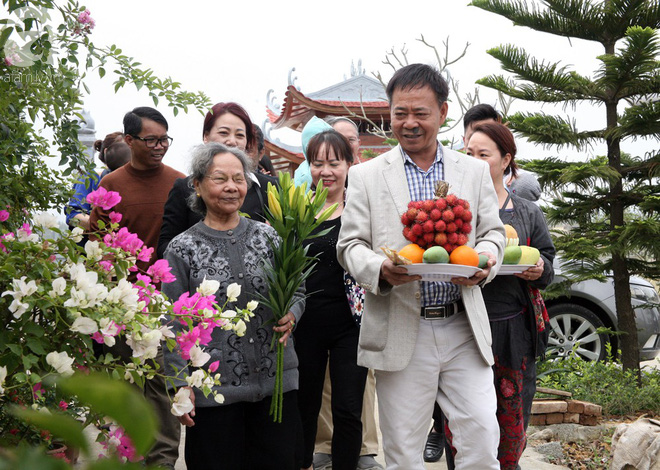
[423,430,445,463]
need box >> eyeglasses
[131,135,173,148]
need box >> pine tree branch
[470,0,604,42]
[478,75,590,103]
[485,45,597,96]
[595,26,660,101]
[615,99,660,139]
[507,111,601,149]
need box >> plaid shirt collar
[401,141,444,171]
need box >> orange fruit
[449,245,479,266]
[398,243,425,264]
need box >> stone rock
[528,428,555,441]
[530,423,610,443]
[535,441,565,461]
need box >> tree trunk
[604,39,641,379]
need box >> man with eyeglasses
[90,106,184,469]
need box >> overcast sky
[76,0,652,174]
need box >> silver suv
[544,260,660,361]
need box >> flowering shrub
[0,189,252,462]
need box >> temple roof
[267,72,389,131]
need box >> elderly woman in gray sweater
[162,142,303,470]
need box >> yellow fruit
[519,246,540,265]
[504,224,519,246]
[398,243,425,264]
[449,245,479,267]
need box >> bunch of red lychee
[401,185,473,252]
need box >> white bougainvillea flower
[235,319,247,337]
[66,262,88,282]
[223,310,237,319]
[0,366,7,395]
[70,226,84,243]
[126,327,162,360]
[63,270,108,309]
[49,277,67,297]
[46,351,75,376]
[189,345,211,368]
[84,240,103,261]
[71,316,98,335]
[246,300,258,312]
[213,394,225,404]
[33,212,59,229]
[171,387,194,417]
[197,278,220,297]
[226,283,241,302]
[2,276,38,300]
[185,369,205,388]
[8,298,29,318]
[158,324,175,339]
[107,279,139,311]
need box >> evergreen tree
[472,0,660,375]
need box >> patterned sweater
[162,218,305,407]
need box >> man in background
[90,106,184,469]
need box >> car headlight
[630,284,660,303]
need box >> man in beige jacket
[337,64,505,469]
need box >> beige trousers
[315,366,379,455]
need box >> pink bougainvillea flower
[194,323,214,346]
[0,232,14,253]
[0,210,9,222]
[176,329,201,360]
[208,361,219,373]
[32,383,43,400]
[101,425,140,463]
[109,211,122,224]
[99,260,114,272]
[136,246,154,263]
[147,259,176,284]
[58,400,69,410]
[87,187,121,211]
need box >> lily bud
[315,203,338,224]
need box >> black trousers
[184,391,300,470]
[295,319,367,470]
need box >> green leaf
[57,373,158,456]
[10,406,89,455]
[0,445,70,470]
[87,459,145,470]
[26,337,46,355]
[23,322,45,337]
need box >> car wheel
[547,303,609,361]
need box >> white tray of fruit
[497,224,540,276]
[382,245,485,282]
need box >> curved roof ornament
[266,89,281,114]
[287,67,299,91]
[262,118,303,153]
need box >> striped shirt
[402,143,460,307]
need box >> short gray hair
[326,116,359,134]
[187,142,253,216]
